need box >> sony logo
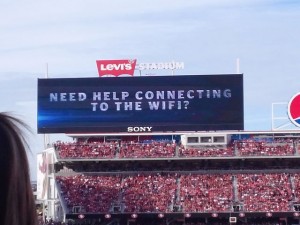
[127,126,153,132]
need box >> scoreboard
[37,74,244,133]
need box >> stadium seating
[56,140,238,159]
[178,145,234,157]
[119,140,176,158]
[57,174,122,213]
[179,174,233,212]
[55,138,296,159]
[57,173,177,213]
[57,172,297,214]
[55,141,117,159]
[235,139,295,156]
[122,173,177,212]
[291,173,300,203]
[237,173,292,212]
[52,136,300,225]
[55,140,176,159]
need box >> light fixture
[212,213,218,217]
[184,213,191,218]
[158,213,164,218]
[78,214,85,219]
[131,213,138,219]
[104,214,111,219]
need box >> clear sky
[0,0,300,179]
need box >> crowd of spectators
[57,173,300,214]
[179,174,233,212]
[122,173,177,212]
[237,173,292,212]
[57,173,177,213]
[54,138,298,160]
[55,140,176,159]
[57,173,300,213]
[178,145,234,157]
[291,173,300,202]
[50,137,300,225]
[119,140,176,158]
[55,141,117,159]
[235,140,295,156]
[57,174,122,213]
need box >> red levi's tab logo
[96,59,137,77]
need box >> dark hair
[0,113,37,225]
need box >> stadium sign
[37,74,244,133]
[127,126,153,132]
[288,92,300,127]
[96,59,184,76]
[96,59,137,77]
[136,61,184,70]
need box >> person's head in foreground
[0,113,37,225]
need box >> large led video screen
[37,74,244,133]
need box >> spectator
[0,112,37,225]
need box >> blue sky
[0,0,300,179]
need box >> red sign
[96,59,137,77]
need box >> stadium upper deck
[37,131,300,225]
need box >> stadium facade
[37,73,300,225]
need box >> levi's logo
[96,59,137,77]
